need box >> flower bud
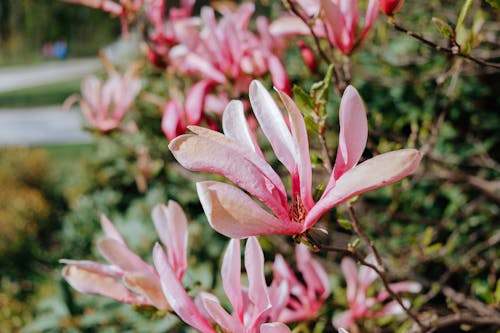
[378,0,404,15]
[297,40,318,73]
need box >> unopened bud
[297,40,318,73]
[378,0,404,15]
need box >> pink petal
[332,310,355,329]
[162,99,184,141]
[59,259,123,278]
[305,149,422,229]
[361,0,379,40]
[269,16,311,36]
[245,237,272,329]
[184,53,227,84]
[296,244,331,299]
[199,293,244,333]
[222,100,260,154]
[169,130,288,219]
[97,238,153,273]
[268,55,291,96]
[196,181,302,238]
[339,0,359,36]
[123,271,170,310]
[153,244,216,333]
[260,322,292,333]
[151,201,188,279]
[185,79,213,125]
[249,80,296,174]
[62,265,148,305]
[330,85,368,183]
[375,299,410,317]
[100,214,126,244]
[341,257,358,304]
[321,0,351,53]
[221,239,244,321]
[376,281,422,302]
[276,89,314,209]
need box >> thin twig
[388,17,500,70]
[347,204,384,270]
[318,133,332,172]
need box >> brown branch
[426,313,500,332]
[387,17,500,70]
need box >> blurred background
[0,0,498,332]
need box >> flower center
[289,194,307,224]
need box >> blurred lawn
[0,79,82,107]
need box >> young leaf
[432,17,455,39]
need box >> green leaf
[293,84,317,133]
[485,0,500,8]
[432,17,455,39]
[421,227,434,247]
[337,218,352,231]
[311,64,334,119]
[456,0,474,33]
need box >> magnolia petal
[185,79,213,125]
[153,244,216,333]
[245,237,272,330]
[197,181,302,238]
[184,53,227,84]
[123,271,170,310]
[62,265,148,305]
[296,244,331,299]
[268,55,291,96]
[97,238,152,273]
[331,85,368,182]
[267,280,290,322]
[276,89,314,209]
[321,0,349,53]
[249,80,296,173]
[260,322,292,333]
[376,299,410,317]
[341,257,358,304]
[151,201,188,279]
[59,259,123,278]
[162,99,184,141]
[332,309,355,329]
[170,132,288,219]
[221,239,244,321]
[269,16,311,36]
[339,0,359,36]
[222,100,260,154]
[305,149,422,229]
[200,293,244,333]
[376,281,422,302]
[361,0,379,40]
[100,214,126,244]
[358,254,378,291]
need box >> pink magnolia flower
[169,3,291,96]
[333,256,422,329]
[320,0,379,54]
[271,0,379,55]
[169,80,422,238]
[270,244,331,323]
[153,237,291,333]
[60,201,188,310]
[70,69,141,132]
[161,79,214,141]
[378,0,404,15]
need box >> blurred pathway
[0,58,101,93]
[0,58,100,145]
[0,106,92,146]
[0,106,91,145]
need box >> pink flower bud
[378,0,404,15]
[297,40,318,73]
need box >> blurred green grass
[0,79,82,108]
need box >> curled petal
[376,281,422,302]
[196,181,302,238]
[123,271,170,310]
[100,214,126,244]
[185,79,213,125]
[305,149,422,229]
[296,244,331,300]
[62,265,148,305]
[97,238,153,273]
[59,259,123,278]
[341,257,358,304]
[199,292,244,333]
[222,100,260,154]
